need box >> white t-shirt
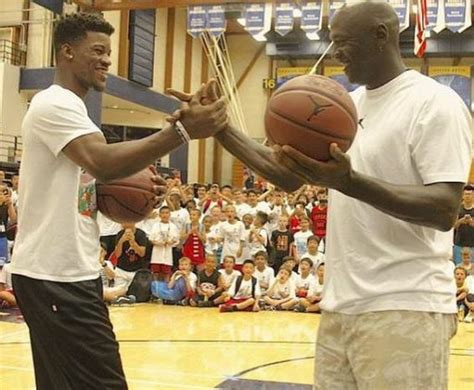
[205,223,222,254]
[308,278,324,298]
[236,203,252,219]
[170,208,190,238]
[10,85,102,282]
[218,220,246,258]
[219,269,241,288]
[293,230,313,260]
[295,273,316,292]
[249,227,268,256]
[237,228,252,264]
[136,215,160,237]
[300,252,326,273]
[253,266,275,293]
[247,201,272,218]
[228,276,261,299]
[97,212,121,237]
[175,271,198,291]
[322,71,472,315]
[267,205,286,234]
[268,279,296,300]
[0,263,13,289]
[149,222,180,266]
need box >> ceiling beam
[73,0,279,11]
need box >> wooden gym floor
[0,304,473,389]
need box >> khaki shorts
[314,311,458,390]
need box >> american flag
[414,0,428,57]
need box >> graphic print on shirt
[78,172,97,219]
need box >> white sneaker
[464,313,473,323]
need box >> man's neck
[365,55,407,90]
[54,68,89,100]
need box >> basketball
[265,74,358,161]
[96,166,157,224]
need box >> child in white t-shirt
[296,262,325,313]
[299,236,325,273]
[292,217,313,263]
[237,214,254,268]
[219,255,241,292]
[149,206,180,281]
[281,256,299,283]
[282,258,316,310]
[253,251,275,295]
[218,206,246,263]
[264,267,296,310]
[220,259,261,312]
[0,263,16,308]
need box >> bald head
[332,0,400,45]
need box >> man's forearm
[215,126,303,192]
[342,172,462,231]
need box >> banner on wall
[301,1,324,40]
[244,3,267,36]
[323,67,359,92]
[275,3,294,36]
[388,0,410,32]
[276,67,311,89]
[429,66,472,109]
[187,6,207,38]
[444,0,472,32]
[426,0,446,32]
[328,0,345,28]
[206,5,226,37]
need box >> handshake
[165,79,229,141]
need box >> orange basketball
[96,167,157,224]
[265,74,358,161]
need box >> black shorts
[12,274,127,390]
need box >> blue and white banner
[187,6,207,38]
[426,0,440,32]
[301,1,323,40]
[244,3,266,36]
[328,0,345,28]
[206,5,226,37]
[388,0,410,32]
[444,0,471,32]
[275,3,294,36]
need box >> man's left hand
[273,143,353,192]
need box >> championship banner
[301,1,323,40]
[275,3,294,36]
[444,0,472,32]
[244,3,266,36]
[206,5,226,37]
[328,0,345,28]
[187,6,207,38]
[323,67,359,92]
[426,0,445,32]
[276,67,311,89]
[388,0,410,32]
[429,66,472,109]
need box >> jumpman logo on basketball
[307,96,332,121]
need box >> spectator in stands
[202,184,230,215]
[249,211,269,257]
[281,258,316,311]
[300,236,325,272]
[149,206,180,281]
[455,266,469,320]
[218,205,246,269]
[460,247,473,276]
[113,223,149,298]
[11,174,19,207]
[0,185,17,266]
[292,216,313,264]
[166,187,190,269]
[184,199,197,215]
[203,215,218,257]
[220,260,260,312]
[237,213,253,265]
[289,202,306,234]
[296,262,325,313]
[281,257,298,283]
[253,251,275,296]
[267,189,287,234]
[152,257,197,305]
[453,185,474,264]
[0,262,16,308]
[271,215,294,274]
[220,185,233,201]
[263,267,296,310]
[195,184,207,207]
[181,209,206,272]
[233,188,251,219]
[219,255,241,291]
[246,189,271,217]
[208,206,224,261]
[311,188,328,242]
[191,254,226,307]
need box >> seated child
[0,262,16,308]
[296,262,325,313]
[281,256,299,284]
[152,257,197,305]
[219,255,241,291]
[253,251,275,296]
[299,236,325,273]
[263,267,296,310]
[464,274,474,323]
[281,258,316,310]
[191,255,226,307]
[455,266,469,320]
[220,260,261,312]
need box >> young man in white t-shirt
[253,251,275,295]
[168,4,470,387]
[218,205,246,265]
[9,13,229,389]
[292,217,313,263]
